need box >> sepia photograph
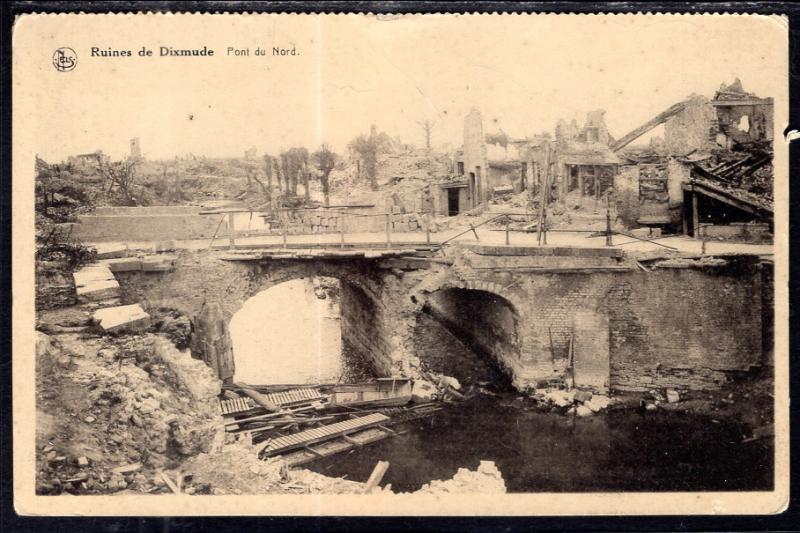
[11,11,789,516]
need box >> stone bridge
[114,243,773,393]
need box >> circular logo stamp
[52,47,77,72]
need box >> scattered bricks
[92,304,151,334]
[92,243,128,260]
[141,254,177,272]
[99,257,143,273]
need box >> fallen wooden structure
[219,380,450,466]
[258,413,391,459]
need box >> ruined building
[130,137,142,160]
[446,108,619,215]
[613,79,774,240]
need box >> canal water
[231,278,774,493]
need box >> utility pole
[417,120,433,150]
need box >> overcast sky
[19,13,788,161]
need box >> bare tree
[349,125,388,191]
[263,154,274,197]
[97,158,142,205]
[312,145,337,206]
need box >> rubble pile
[415,461,506,494]
[535,388,613,416]
[178,438,365,495]
[35,331,223,495]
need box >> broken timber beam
[611,100,689,152]
[238,386,282,412]
[362,461,390,494]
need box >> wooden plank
[260,413,389,457]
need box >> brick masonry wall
[481,260,764,391]
[339,282,397,375]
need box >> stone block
[93,243,128,259]
[141,255,177,272]
[74,265,120,302]
[92,304,151,334]
[665,389,680,403]
[411,379,437,403]
[584,394,611,412]
[574,390,593,403]
[76,279,121,302]
[629,227,653,238]
[100,257,143,272]
[152,240,177,253]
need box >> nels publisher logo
[52,47,77,72]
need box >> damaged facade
[614,79,774,239]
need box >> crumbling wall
[715,102,774,146]
[606,265,763,391]
[614,165,640,227]
[637,164,672,223]
[664,96,716,155]
[435,262,766,392]
[339,281,398,375]
[71,212,227,242]
[463,108,488,204]
[278,208,434,234]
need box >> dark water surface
[308,396,773,492]
[308,312,773,493]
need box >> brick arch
[228,259,409,378]
[246,261,385,311]
[402,275,525,383]
[419,276,525,316]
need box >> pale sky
[16,13,788,161]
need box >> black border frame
[1,2,798,531]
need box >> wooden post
[362,461,390,494]
[385,213,392,249]
[578,167,584,198]
[682,198,689,235]
[594,166,600,212]
[536,144,551,246]
[701,224,707,255]
[605,195,612,246]
[227,212,236,249]
[470,223,480,241]
[692,190,699,238]
[339,209,345,249]
[425,211,431,245]
[281,213,288,249]
[505,220,510,245]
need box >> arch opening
[413,287,520,389]
[229,276,378,385]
